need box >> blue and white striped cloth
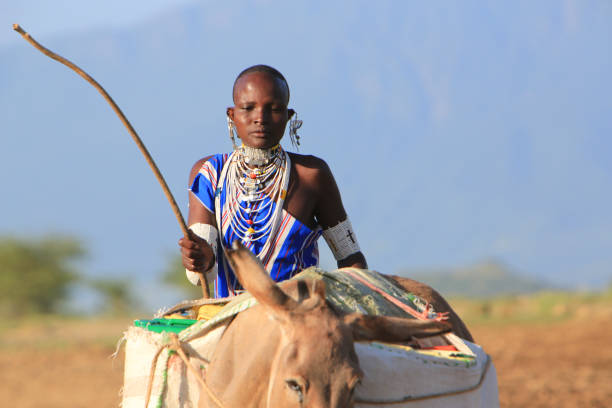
[190,152,322,298]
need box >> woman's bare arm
[178,157,216,272]
[311,158,368,269]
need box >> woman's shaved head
[232,65,290,104]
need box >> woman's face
[228,72,292,149]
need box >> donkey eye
[286,379,302,392]
[285,379,304,403]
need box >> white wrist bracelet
[322,218,361,261]
[185,223,219,286]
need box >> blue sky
[1,1,611,310]
[1,1,195,46]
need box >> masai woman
[179,65,366,298]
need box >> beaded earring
[289,112,303,149]
[227,115,238,150]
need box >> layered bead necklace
[223,144,290,244]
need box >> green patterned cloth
[296,267,439,319]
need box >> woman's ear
[227,107,234,120]
[288,108,295,120]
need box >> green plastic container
[134,318,197,334]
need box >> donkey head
[226,241,450,407]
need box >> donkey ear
[343,313,451,342]
[293,279,327,308]
[311,279,326,300]
[226,240,297,316]
[296,280,310,303]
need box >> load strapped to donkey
[121,244,499,408]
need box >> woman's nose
[254,107,270,124]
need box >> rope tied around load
[144,332,224,408]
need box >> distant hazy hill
[399,259,551,298]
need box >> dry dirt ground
[0,317,610,407]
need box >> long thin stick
[13,24,210,298]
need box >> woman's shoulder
[287,152,334,184]
[192,153,232,171]
[288,152,330,171]
[189,153,230,183]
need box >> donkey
[198,242,456,408]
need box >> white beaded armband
[185,223,218,286]
[322,218,361,261]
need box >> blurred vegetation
[450,285,612,325]
[162,253,213,299]
[405,259,549,298]
[87,277,135,316]
[0,234,141,318]
[0,235,85,316]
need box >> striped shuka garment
[190,152,322,298]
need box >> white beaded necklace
[222,144,290,244]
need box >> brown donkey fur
[384,275,474,342]
[199,243,457,408]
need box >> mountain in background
[400,259,552,298]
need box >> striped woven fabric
[190,153,322,298]
[296,267,442,320]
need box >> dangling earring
[289,112,303,149]
[227,115,238,150]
